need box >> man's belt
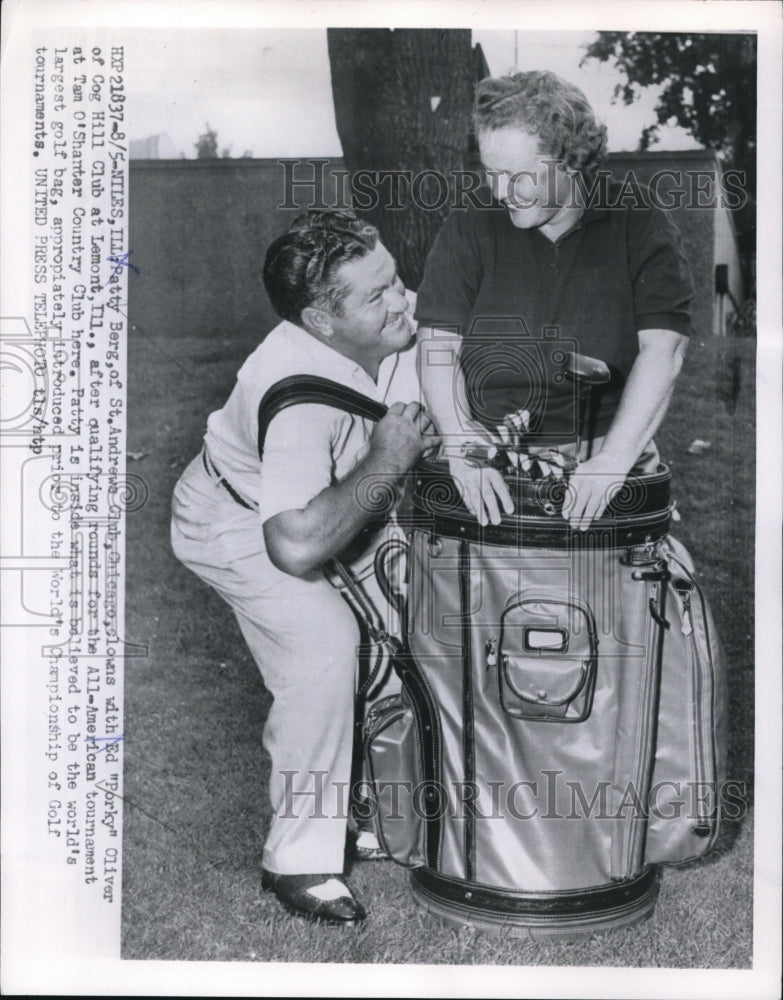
[201,447,257,512]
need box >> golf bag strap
[257,375,388,461]
[256,375,402,694]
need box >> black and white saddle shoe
[353,827,391,862]
[261,870,366,925]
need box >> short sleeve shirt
[415,185,693,444]
[204,317,421,526]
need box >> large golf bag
[255,375,727,937]
[365,459,728,937]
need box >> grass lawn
[121,324,754,968]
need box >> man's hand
[264,402,439,578]
[370,401,440,472]
[446,421,514,527]
[563,450,632,531]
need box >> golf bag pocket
[643,536,729,863]
[497,592,598,722]
[364,692,425,867]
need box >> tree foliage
[195,123,219,159]
[582,32,757,291]
[581,32,756,197]
[195,125,251,160]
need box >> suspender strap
[257,375,388,461]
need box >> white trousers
[171,455,401,875]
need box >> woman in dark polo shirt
[416,70,693,530]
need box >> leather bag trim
[411,864,660,919]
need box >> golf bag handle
[374,538,409,619]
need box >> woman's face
[478,126,576,235]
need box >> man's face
[324,243,412,376]
[479,126,574,232]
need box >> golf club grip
[257,376,388,461]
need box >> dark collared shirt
[415,185,693,443]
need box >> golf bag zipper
[673,577,707,835]
[364,694,405,741]
[670,562,720,847]
[459,540,477,882]
[619,571,668,877]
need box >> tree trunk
[327,28,474,288]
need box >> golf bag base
[409,866,659,940]
[366,459,727,937]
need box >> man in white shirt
[171,211,436,924]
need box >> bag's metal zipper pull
[631,558,671,629]
[674,579,694,636]
[485,638,497,669]
[681,599,693,636]
[364,699,387,734]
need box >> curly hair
[263,210,379,324]
[473,71,607,179]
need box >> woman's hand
[445,421,514,526]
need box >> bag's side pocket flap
[503,655,588,706]
[364,692,426,868]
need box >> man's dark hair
[263,210,379,324]
[473,70,607,179]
